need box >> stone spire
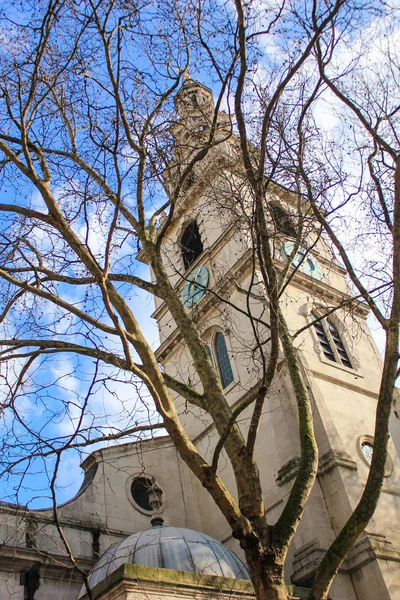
[174,77,214,123]
[164,77,232,194]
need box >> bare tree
[0,1,398,600]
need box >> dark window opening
[20,564,40,600]
[215,333,234,389]
[92,529,100,559]
[131,477,154,512]
[328,321,352,369]
[181,221,203,270]
[182,171,197,193]
[311,313,352,369]
[189,91,198,106]
[311,314,336,363]
[268,203,297,238]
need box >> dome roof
[81,525,250,595]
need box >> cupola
[80,524,250,597]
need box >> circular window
[131,477,154,511]
[357,436,394,477]
[127,475,164,515]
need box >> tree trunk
[244,545,289,600]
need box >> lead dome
[81,525,250,595]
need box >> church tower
[0,78,399,600]
[152,79,400,599]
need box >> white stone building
[0,78,399,600]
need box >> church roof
[81,525,250,595]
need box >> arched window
[268,203,297,238]
[181,221,203,271]
[206,345,214,364]
[214,332,234,388]
[311,313,352,369]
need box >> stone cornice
[292,534,400,585]
[276,450,358,488]
[309,369,379,399]
[151,219,244,321]
[154,247,255,361]
[318,450,358,477]
[154,253,365,364]
[276,457,301,487]
[82,563,310,600]
[190,383,264,446]
[347,534,400,569]
[0,504,141,539]
[0,544,95,575]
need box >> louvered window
[311,313,352,369]
[328,321,352,368]
[215,333,234,388]
[268,203,297,238]
[181,221,203,270]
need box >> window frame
[205,330,236,390]
[356,435,394,477]
[126,474,165,515]
[310,312,354,370]
[214,331,235,389]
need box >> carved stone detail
[292,533,400,586]
[318,450,358,477]
[276,456,301,487]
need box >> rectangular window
[311,314,353,369]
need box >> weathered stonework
[80,564,310,600]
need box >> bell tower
[151,79,400,600]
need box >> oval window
[361,441,373,465]
[357,436,394,477]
